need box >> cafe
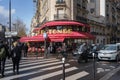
[20,20,95,55]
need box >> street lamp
[9,0,12,54]
[43,31,48,58]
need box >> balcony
[55,0,66,7]
[54,14,68,20]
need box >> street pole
[92,53,96,80]
[62,57,65,80]
[44,38,46,58]
[43,31,47,58]
[9,0,11,54]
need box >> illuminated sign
[37,29,72,35]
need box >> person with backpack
[0,40,10,78]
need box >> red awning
[19,36,30,42]
[82,32,95,39]
[50,38,65,42]
[33,21,85,31]
[20,31,95,42]
[19,36,45,42]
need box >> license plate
[102,58,108,60]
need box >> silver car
[98,44,120,61]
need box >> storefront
[20,20,95,54]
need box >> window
[90,8,95,14]
[90,0,94,2]
[56,26,62,30]
[56,0,64,2]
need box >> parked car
[98,44,120,61]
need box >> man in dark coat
[22,43,28,57]
[11,41,22,74]
[0,40,10,77]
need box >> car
[97,44,120,61]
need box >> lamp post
[43,31,48,58]
[9,0,12,54]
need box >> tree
[12,18,27,37]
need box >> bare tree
[12,18,27,37]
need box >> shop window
[84,27,88,32]
[79,27,82,31]
[56,26,62,30]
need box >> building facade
[105,0,120,43]
[87,0,109,44]
[0,24,6,39]
[30,0,120,44]
[31,0,88,27]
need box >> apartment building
[31,0,120,44]
[87,0,109,44]
[106,0,120,43]
[31,0,88,29]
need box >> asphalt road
[0,56,120,80]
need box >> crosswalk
[0,57,89,80]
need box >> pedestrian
[47,46,51,58]
[0,40,10,77]
[11,40,22,75]
[22,43,28,57]
[61,43,67,58]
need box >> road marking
[99,66,120,80]
[66,71,89,80]
[5,58,59,67]
[5,59,60,70]
[2,63,70,80]
[5,60,63,74]
[29,67,78,80]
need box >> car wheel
[116,55,119,62]
[97,58,100,61]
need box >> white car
[98,44,120,61]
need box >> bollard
[62,57,65,80]
[92,53,96,80]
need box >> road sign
[5,31,17,37]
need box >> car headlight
[78,51,82,54]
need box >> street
[0,55,120,80]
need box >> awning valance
[50,38,65,42]
[20,31,95,42]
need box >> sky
[100,0,105,16]
[0,0,35,33]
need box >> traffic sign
[5,31,17,37]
